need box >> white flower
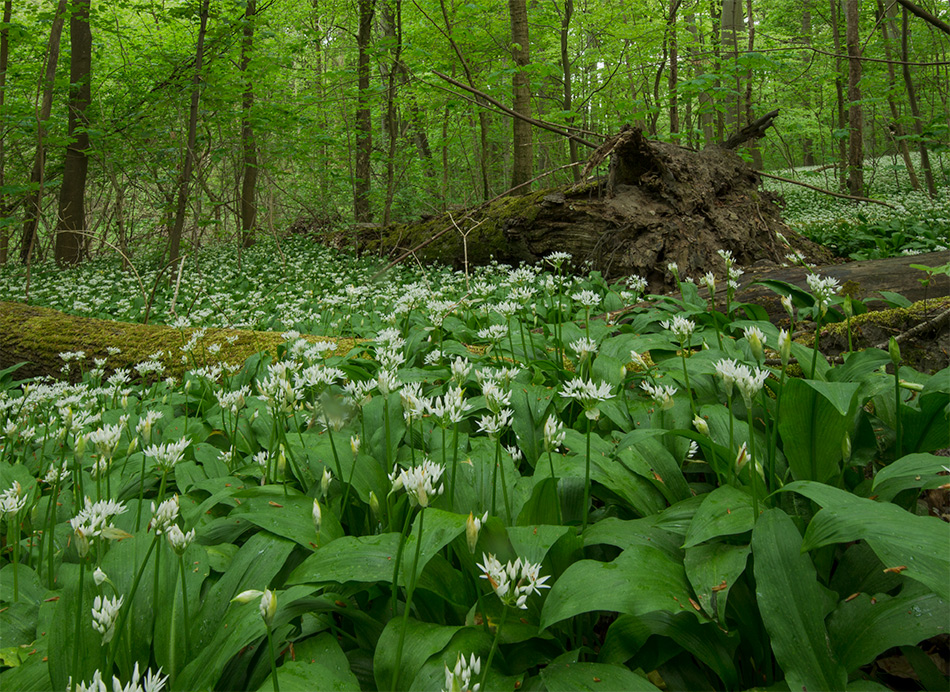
[735,365,770,407]
[93,567,108,586]
[450,357,472,383]
[259,588,277,627]
[149,496,179,535]
[70,497,130,557]
[569,337,598,360]
[476,409,514,437]
[312,499,322,534]
[72,663,167,692]
[806,273,840,307]
[626,275,647,294]
[702,272,716,293]
[476,325,508,342]
[465,511,488,554]
[640,380,678,410]
[693,415,710,436]
[476,552,551,610]
[87,424,123,460]
[392,457,446,508]
[481,381,511,413]
[667,261,679,275]
[659,315,695,342]
[543,415,565,452]
[91,595,123,645]
[0,482,26,517]
[571,290,600,308]
[629,350,650,371]
[443,653,482,692]
[143,438,190,472]
[714,358,742,397]
[743,325,766,361]
[778,329,791,365]
[560,378,614,420]
[165,525,195,555]
[545,251,572,267]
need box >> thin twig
[758,171,896,208]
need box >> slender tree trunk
[828,0,848,190]
[438,0,490,200]
[168,0,210,264]
[54,0,92,265]
[667,0,680,136]
[240,0,258,248]
[0,0,12,264]
[508,0,532,194]
[721,0,741,134]
[801,2,816,166]
[20,0,68,264]
[900,8,937,197]
[878,0,919,189]
[710,0,724,141]
[744,0,763,168]
[686,13,714,146]
[382,0,401,225]
[845,0,863,196]
[560,0,579,182]
[353,0,375,222]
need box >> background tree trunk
[54,0,92,266]
[19,0,68,264]
[508,0,533,194]
[168,0,210,264]
[845,0,864,197]
[240,0,258,248]
[559,0,580,182]
[878,0,919,190]
[900,7,937,197]
[828,0,848,191]
[0,0,11,264]
[353,0,375,222]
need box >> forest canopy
[0,0,948,266]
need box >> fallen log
[350,126,832,290]
[0,301,352,382]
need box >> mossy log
[0,301,354,382]
[351,127,830,289]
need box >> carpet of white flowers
[1,163,948,692]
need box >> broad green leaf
[683,542,750,622]
[683,485,755,548]
[583,516,683,559]
[510,383,554,466]
[288,533,400,585]
[508,524,571,565]
[373,617,460,691]
[902,388,950,453]
[778,378,852,482]
[540,662,661,691]
[828,586,949,672]
[871,452,950,501]
[751,508,847,692]
[783,481,950,600]
[258,632,360,691]
[600,611,738,689]
[540,545,696,631]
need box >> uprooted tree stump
[352,126,830,288]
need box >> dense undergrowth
[1,170,949,692]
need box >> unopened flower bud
[465,512,481,554]
[368,491,381,521]
[259,589,277,627]
[350,435,361,457]
[889,337,901,367]
[778,329,791,367]
[321,468,332,498]
[312,499,322,535]
[841,434,851,463]
[693,415,709,437]
[127,437,139,455]
[93,567,108,586]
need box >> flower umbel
[476,553,550,610]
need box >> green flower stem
[389,507,414,621]
[894,367,903,459]
[106,534,159,675]
[747,419,760,522]
[479,606,508,692]
[547,450,562,524]
[449,424,460,512]
[178,554,191,663]
[69,559,87,692]
[168,557,179,683]
[497,442,512,525]
[810,312,822,378]
[678,345,696,417]
[391,507,425,692]
[135,451,148,532]
[266,626,281,692]
[582,417,592,533]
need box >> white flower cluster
[72,662,167,692]
[391,458,446,508]
[443,654,482,692]
[91,594,123,645]
[560,377,614,420]
[714,359,771,406]
[641,381,678,410]
[0,481,26,517]
[476,553,551,609]
[143,438,190,472]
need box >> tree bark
[900,7,937,197]
[240,0,258,248]
[845,0,864,197]
[54,0,92,266]
[559,0,579,182]
[667,0,680,136]
[508,0,533,194]
[720,0,742,133]
[168,0,210,264]
[801,1,816,166]
[0,0,12,264]
[826,0,847,191]
[353,0,375,222]
[19,0,68,264]
[877,0,919,190]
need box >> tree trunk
[19,0,68,264]
[168,0,210,264]
[878,0,919,190]
[667,0,680,136]
[828,0,848,191]
[720,0,742,134]
[900,7,938,197]
[508,0,532,194]
[685,13,714,147]
[845,0,863,197]
[54,0,92,266]
[382,0,401,226]
[560,0,579,182]
[801,2,816,166]
[0,0,11,264]
[240,0,258,248]
[353,0,375,222]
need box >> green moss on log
[0,301,356,382]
